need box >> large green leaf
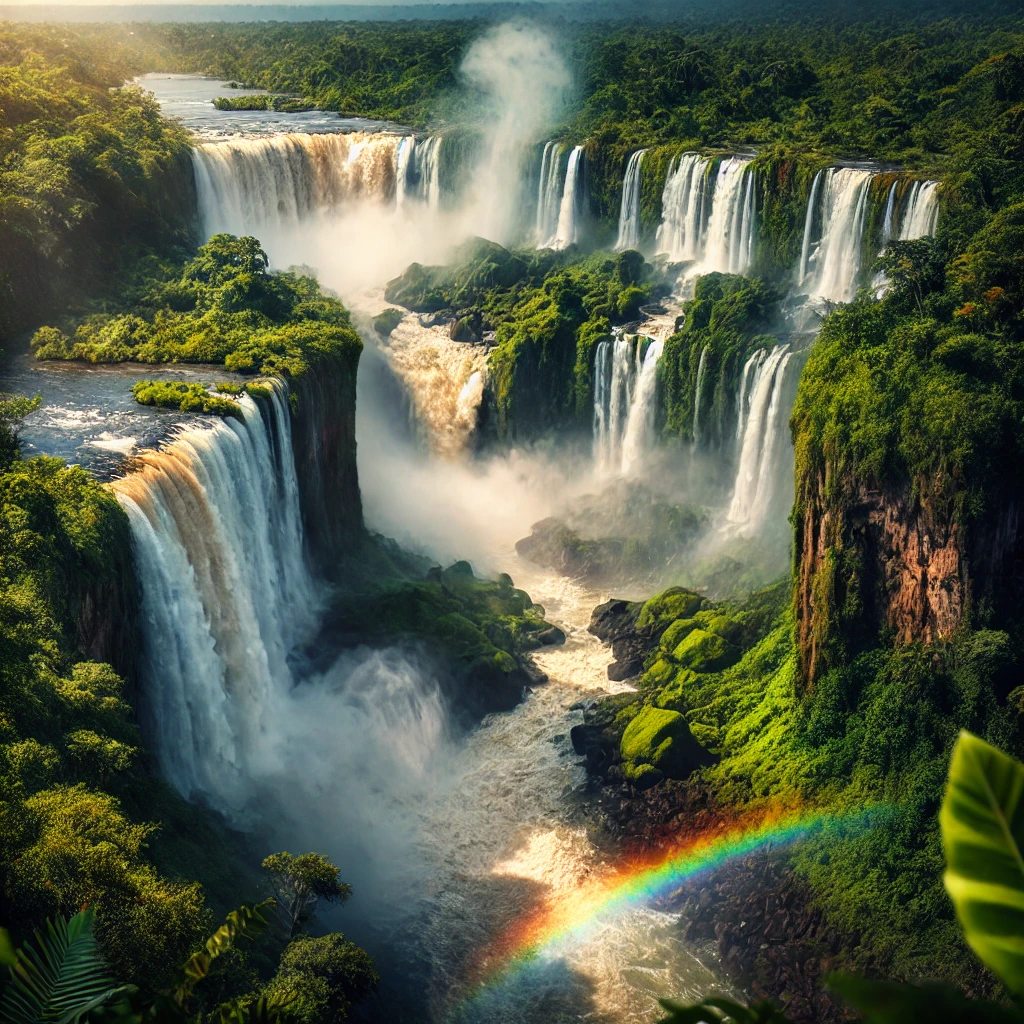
[941,729,1024,994]
[0,908,120,1024]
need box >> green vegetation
[324,557,556,715]
[660,273,781,444]
[132,382,244,420]
[386,240,654,439]
[0,26,194,340]
[212,94,315,113]
[371,307,404,338]
[30,235,362,380]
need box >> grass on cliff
[29,234,362,379]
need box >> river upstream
[0,74,739,1023]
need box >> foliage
[261,855,350,940]
[257,934,378,1024]
[131,382,243,420]
[658,994,794,1023]
[0,26,194,339]
[941,730,1024,996]
[31,235,363,380]
[0,907,127,1024]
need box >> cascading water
[414,135,444,211]
[801,167,874,303]
[536,140,566,245]
[725,345,793,535]
[656,155,755,278]
[192,132,402,238]
[798,169,826,285]
[734,348,767,455]
[395,136,415,209]
[111,383,318,805]
[593,336,635,473]
[614,149,647,251]
[547,145,585,250]
[691,345,710,448]
[698,158,755,276]
[620,339,664,476]
[656,153,711,262]
[899,180,940,239]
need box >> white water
[656,154,754,279]
[615,149,647,251]
[620,339,664,476]
[536,140,566,244]
[725,345,793,535]
[802,167,874,303]
[415,135,444,211]
[899,180,940,239]
[547,145,586,250]
[798,169,825,285]
[657,153,710,262]
[691,345,710,448]
[593,336,636,474]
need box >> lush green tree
[261,854,352,939]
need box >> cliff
[290,346,365,565]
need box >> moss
[672,627,737,671]
[372,307,405,338]
[636,587,704,632]
[132,381,244,419]
[620,705,705,780]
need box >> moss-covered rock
[672,627,739,672]
[373,307,404,338]
[636,587,704,632]
[619,705,712,781]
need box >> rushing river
[0,75,736,1023]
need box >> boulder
[619,705,715,781]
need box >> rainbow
[457,801,885,1006]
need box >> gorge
[2,10,1023,1024]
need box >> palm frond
[0,908,117,1024]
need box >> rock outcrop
[795,468,1024,689]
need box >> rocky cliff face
[795,467,1024,689]
[290,350,364,567]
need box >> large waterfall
[545,145,586,250]
[614,149,647,251]
[656,154,755,277]
[593,335,664,476]
[725,345,794,536]
[800,167,873,303]
[112,383,319,805]
[193,132,403,237]
[535,141,566,244]
[657,153,711,262]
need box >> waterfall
[657,153,711,262]
[726,345,793,534]
[593,335,642,474]
[620,339,664,475]
[802,167,874,303]
[112,383,319,805]
[899,180,940,239]
[415,135,443,211]
[696,158,755,276]
[692,345,710,447]
[734,348,767,454]
[192,132,402,238]
[535,141,565,245]
[798,169,826,285]
[547,145,585,250]
[880,182,898,245]
[395,136,415,209]
[614,149,647,251]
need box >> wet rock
[537,625,566,645]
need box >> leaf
[0,930,15,968]
[175,901,275,1002]
[0,908,118,1024]
[827,972,1023,1023]
[940,730,1024,995]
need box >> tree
[259,934,378,1023]
[261,853,352,938]
[0,393,40,471]
[874,238,944,313]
